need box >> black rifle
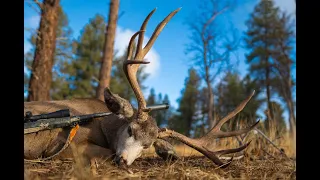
[24,103,169,135]
[24,109,112,134]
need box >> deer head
[104,8,180,166]
[109,8,259,168]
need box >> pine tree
[185,0,239,130]
[216,72,263,131]
[146,88,156,106]
[154,93,164,125]
[270,11,296,135]
[27,0,61,101]
[161,94,172,127]
[245,0,281,130]
[67,14,106,98]
[170,68,201,136]
[264,101,287,136]
[145,89,172,126]
[50,7,75,100]
[25,6,74,100]
[96,0,120,101]
[193,87,210,137]
[146,88,160,123]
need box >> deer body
[24,99,121,161]
[24,97,160,166]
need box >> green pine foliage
[169,68,201,136]
[67,14,106,98]
[245,0,280,89]
[216,72,263,131]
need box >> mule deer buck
[24,8,259,169]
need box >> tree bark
[265,58,276,136]
[280,44,296,135]
[27,0,60,101]
[186,117,192,137]
[203,43,216,130]
[284,78,296,135]
[96,0,119,101]
[207,78,215,129]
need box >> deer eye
[127,126,133,137]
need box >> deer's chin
[116,136,144,166]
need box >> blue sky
[24,0,296,124]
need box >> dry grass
[24,132,296,180]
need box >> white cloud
[114,26,160,79]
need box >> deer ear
[104,87,135,119]
[104,87,121,114]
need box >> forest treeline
[24,0,295,138]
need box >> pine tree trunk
[285,68,296,134]
[208,82,216,128]
[205,69,215,130]
[96,0,119,101]
[203,41,216,130]
[287,99,296,131]
[28,0,60,101]
[265,60,274,119]
[283,76,296,151]
[285,78,296,135]
[265,58,276,139]
[186,119,191,137]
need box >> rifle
[24,109,112,134]
[24,103,169,135]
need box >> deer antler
[158,90,259,168]
[123,8,181,122]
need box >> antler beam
[123,8,181,122]
[158,90,259,168]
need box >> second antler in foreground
[158,91,259,168]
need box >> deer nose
[115,155,128,166]
[115,155,123,165]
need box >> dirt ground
[24,154,296,180]
[24,133,296,180]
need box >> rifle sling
[24,124,80,162]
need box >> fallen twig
[253,128,287,158]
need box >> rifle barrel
[145,103,169,111]
[24,112,113,135]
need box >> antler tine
[212,140,252,157]
[123,58,150,116]
[124,30,148,85]
[141,8,181,58]
[158,128,233,168]
[126,30,145,60]
[210,120,259,139]
[195,90,257,142]
[158,91,259,168]
[123,8,180,121]
[211,90,255,133]
[131,8,181,74]
[134,8,157,60]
